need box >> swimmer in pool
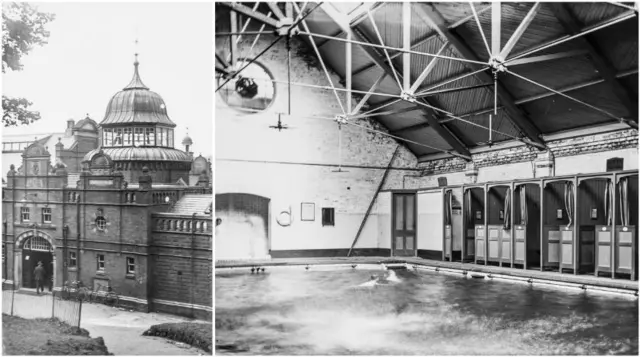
[356,270,401,288]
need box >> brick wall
[216,29,418,257]
[149,214,212,319]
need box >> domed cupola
[90,54,192,185]
[101,55,176,127]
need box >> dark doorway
[392,193,416,257]
[22,242,53,289]
[215,193,270,259]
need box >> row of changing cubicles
[442,170,638,280]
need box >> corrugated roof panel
[447,109,517,145]
[434,87,493,116]
[566,2,628,28]
[523,81,628,133]
[589,21,638,72]
[431,2,492,28]
[303,6,342,37]
[500,55,601,99]
[378,111,428,132]
[402,126,453,154]
[508,3,569,57]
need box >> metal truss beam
[319,3,472,160]
[219,2,279,28]
[417,3,547,150]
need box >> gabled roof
[216,2,638,161]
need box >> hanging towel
[520,186,528,225]
[619,178,629,227]
[604,179,614,226]
[503,188,511,230]
[564,182,574,229]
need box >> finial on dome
[123,40,149,91]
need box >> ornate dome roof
[181,133,193,146]
[100,57,176,128]
[83,147,192,163]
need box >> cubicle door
[487,225,501,262]
[500,228,511,262]
[392,193,416,257]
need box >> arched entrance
[14,231,55,290]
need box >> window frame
[42,207,52,224]
[21,207,30,222]
[95,216,107,231]
[97,254,105,272]
[322,207,335,227]
[126,257,135,275]
[69,251,77,268]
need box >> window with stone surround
[42,207,52,223]
[69,251,77,268]
[126,257,135,275]
[21,207,30,222]
[97,254,105,272]
[95,216,107,231]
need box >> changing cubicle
[578,177,606,275]
[444,188,463,262]
[463,187,485,263]
[486,185,511,265]
[514,183,541,269]
[541,181,572,272]
[593,173,638,279]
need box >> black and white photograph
[2,2,213,355]
[215,1,638,355]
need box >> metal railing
[2,288,82,328]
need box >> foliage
[143,322,213,354]
[2,2,55,127]
[2,96,40,126]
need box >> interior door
[392,193,416,257]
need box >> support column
[465,162,478,184]
[534,150,555,178]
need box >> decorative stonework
[420,129,638,175]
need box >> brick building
[3,58,212,319]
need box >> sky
[2,2,213,157]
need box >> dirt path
[10,293,208,355]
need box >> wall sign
[556,209,563,219]
[301,202,315,221]
[591,208,598,219]
[475,211,482,220]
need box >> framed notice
[301,202,315,221]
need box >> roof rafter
[218,2,279,28]
[417,3,548,150]
[318,3,472,160]
[548,3,638,124]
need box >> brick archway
[14,230,56,290]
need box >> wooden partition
[615,174,637,280]
[443,188,463,262]
[514,183,541,269]
[463,187,484,263]
[437,170,637,280]
[579,178,608,275]
[486,186,510,264]
[542,181,571,271]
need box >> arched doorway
[20,236,54,290]
[215,193,270,260]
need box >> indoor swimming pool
[216,266,638,355]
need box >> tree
[2,2,54,127]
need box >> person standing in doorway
[34,261,46,295]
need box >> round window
[95,216,107,231]
[217,60,276,113]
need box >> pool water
[216,267,638,355]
